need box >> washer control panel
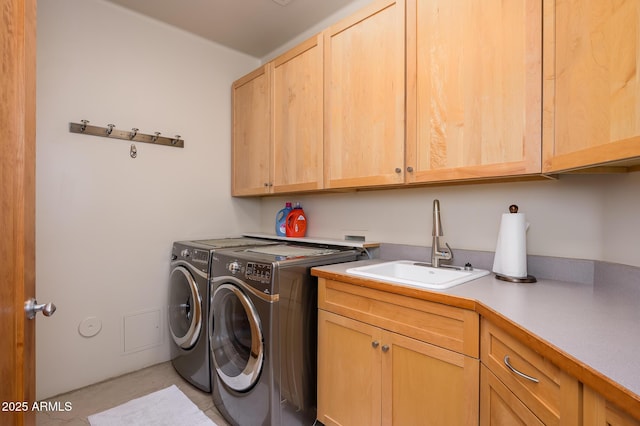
[172,244,209,274]
[178,247,209,264]
[245,262,272,284]
[191,249,209,265]
[227,261,241,274]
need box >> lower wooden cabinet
[481,364,544,426]
[482,377,640,426]
[313,277,640,426]
[317,310,380,426]
[317,309,479,426]
[381,322,479,425]
[583,385,640,426]
[481,318,580,425]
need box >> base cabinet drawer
[480,318,580,425]
[319,278,479,357]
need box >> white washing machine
[168,238,275,392]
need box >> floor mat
[88,385,216,426]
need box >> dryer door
[210,283,263,392]
[168,266,202,349]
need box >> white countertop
[312,259,640,403]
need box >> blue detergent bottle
[275,202,293,236]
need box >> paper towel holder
[495,273,537,283]
[494,204,537,283]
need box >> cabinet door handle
[394,168,402,174]
[503,355,539,383]
[381,345,389,353]
[406,166,414,172]
[372,341,379,349]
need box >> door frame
[0,0,37,424]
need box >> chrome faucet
[431,199,453,267]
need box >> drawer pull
[504,355,539,383]
[382,345,389,353]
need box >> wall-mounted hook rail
[69,120,184,148]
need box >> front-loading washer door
[210,283,263,393]
[169,266,202,349]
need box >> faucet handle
[441,242,453,260]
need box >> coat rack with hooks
[69,120,185,148]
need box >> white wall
[36,0,261,399]
[602,171,640,267]
[260,173,640,267]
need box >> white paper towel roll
[492,212,528,278]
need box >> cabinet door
[272,35,323,193]
[406,0,542,182]
[324,0,406,189]
[317,310,382,426]
[543,0,640,172]
[480,365,545,426]
[381,330,479,426]
[231,65,272,196]
[583,385,640,426]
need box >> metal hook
[152,132,161,142]
[129,128,138,140]
[171,135,181,145]
[80,119,89,132]
[130,143,137,158]
[106,124,115,135]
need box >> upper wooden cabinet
[231,65,271,196]
[323,0,406,189]
[272,35,324,193]
[406,0,543,183]
[543,0,640,173]
[232,35,323,196]
[232,0,640,195]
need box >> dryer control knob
[228,261,240,274]
[180,249,190,258]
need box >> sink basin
[346,260,490,290]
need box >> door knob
[24,298,57,320]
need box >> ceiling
[104,0,365,58]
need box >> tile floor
[36,361,230,425]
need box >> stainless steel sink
[346,260,489,290]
